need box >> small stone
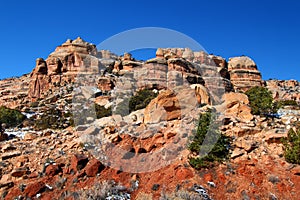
[291,166,300,176]
[70,154,89,172]
[231,148,246,159]
[1,143,17,152]
[45,164,61,176]
[11,168,30,177]
[0,181,14,189]
[24,132,38,140]
[24,181,45,198]
[84,159,104,177]
[1,151,22,161]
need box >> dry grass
[160,189,204,200]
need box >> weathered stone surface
[144,88,198,124]
[11,167,30,177]
[70,154,89,172]
[28,37,100,101]
[291,166,300,176]
[190,84,210,105]
[221,92,253,123]
[135,63,168,90]
[1,151,21,161]
[45,164,61,176]
[23,181,45,198]
[235,138,257,152]
[223,92,249,105]
[266,79,300,102]
[1,143,17,152]
[228,56,263,92]
[265,133,287,144]
[144,90,181,124]
[231,148,246,159]
[84,158,104,177]
[24,132,38,140]
[0,74,31,109]
[0,181,14,189]
[231,126,261,137]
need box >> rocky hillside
[0,38,299,200]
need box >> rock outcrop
[228,56,263,92]
[266,79,300,102]
[28,37,102,101]
[221,92,253,123]
[0,75,30,109]
[143,89,181,124]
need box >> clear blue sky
[0,0,299,81]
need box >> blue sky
[0,0,299,80]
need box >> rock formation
[1,39,261,107]
[0,75,30,109]
[228,56,263,92]
[143,88,199,124]
[266,79,300,102]
[28,37,103,101]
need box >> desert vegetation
[245,86,278,115]
[0,106,26,128]
[188,109,231,169]
[282,128,300,164]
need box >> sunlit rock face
[266,79,300,102]
[227,56,263,92]
[0,38,269,110]
[28,37,102,101]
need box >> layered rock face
[140,48,233,104]
[0,38,274,110]
[0,75,30,109]
[26,40,262,105]
[266,79,300,102]
[228,56,263,92]
[28,37,104,101]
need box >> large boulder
[144,90,181,124]
[221,92,253,123]
[144,87,198,124]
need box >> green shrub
[129,89,158,112]
[95,104,112,118]
[245,86,277,115]
[188,109,231,169]
[277,100,298,107]
[282,128,300,164]
[34,108,77,130]
[0,106,26,128]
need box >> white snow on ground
[5,130,26,139]
[4,127,37,139]
[22,112,36,119]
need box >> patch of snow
[22,112,36,119]
[5,130,26,139]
